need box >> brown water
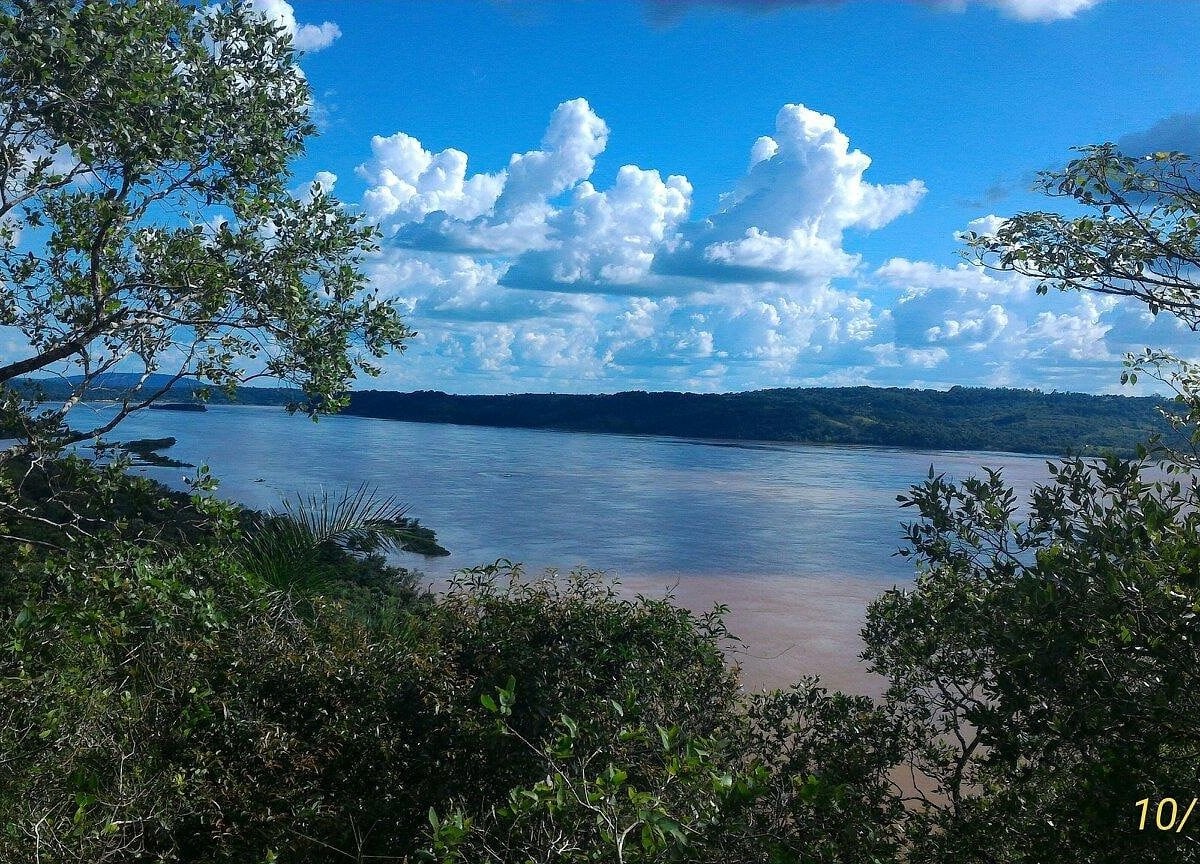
[91,403,1055,693]
[618,572,888,695]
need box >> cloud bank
[646,0,1104,23]
[353,100,1173,395]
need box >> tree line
[343,385,1175,457]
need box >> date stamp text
[1135,798,1197,833]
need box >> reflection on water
[92,404,1055,691]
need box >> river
[80,403,1055,695]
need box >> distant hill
[8,376,1180,457]
[342,386,1179,457]
[12,374,303,408]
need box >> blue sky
[264,0,1200,394]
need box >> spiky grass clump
[242,484,427,593]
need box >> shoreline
[614,572,894,697]
[427,569,896,697]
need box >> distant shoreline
[338,386,1172,458]
[17,376,1175,458]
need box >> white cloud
[956,213,1006,240]
[294,21,341,52]
[866,343,950,369]
[290,170,337,205]
[494,98,610,217]
[872,247,1135,386]
[358,133,504,225]
[979,0,1103,22]
[924,304,1009,347]
[245,0,341,52]
[647,0,1103,23]
[657,104,925,283]
[371,101,919,293]
[875,257,1030,300]
[355,107,1158,396]
[1024,308,1112,359]
[502,165,692,291]
[472,324,516,372]
[354,104,938,391]
[374,99,611,257]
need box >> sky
[96,1,1200,394]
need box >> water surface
[85,404,1056,692]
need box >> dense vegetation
[343,386,1175,456]
[4,441,1198,862]
[0,0,409,472]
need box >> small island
[148,402,207,412]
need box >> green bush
[868,458,1200,863]
[7,452,1200,862]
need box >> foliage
[422,563,743,819]
[426,676,905,863]
[8,80,1200,859]
[418,565,907,863]
[966,145,1200,463]
[968,145,1200,325]
[0,538,444,863]
[0,0,411,470]
[0,450,231,551]
[4,520,805,862]
[865,458,1200,862]
[240,484,445,594]
[730,683,906,863]
[427,680,750,863]
[867,141,1200,862]
[10,451,1200,861]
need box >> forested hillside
[345,385,1174,456]
[20,374,1174,456]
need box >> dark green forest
[344,385,1176,456]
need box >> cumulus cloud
[358,133,504,226]
[245,0,341,51]
[364,100,921,295]
[646,0,1102,22]
[501,165,692,292]
[875,256,1030,300]
[356,104,1159,395]
[863,249,1199,392]
[294,21,341,52]
[1024,305,1113,360]
[956,213,1006,240]
[242,0,340,51]
[924,304,1009,346]
[494,98,610,218]
[656,104,925,284]
[368,99,611,257]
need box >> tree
[864,458,1200,862]
[864,144,1200,861]
[0,0,411,468]
[966,144,1200,461]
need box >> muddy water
[95,403,1054,692]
